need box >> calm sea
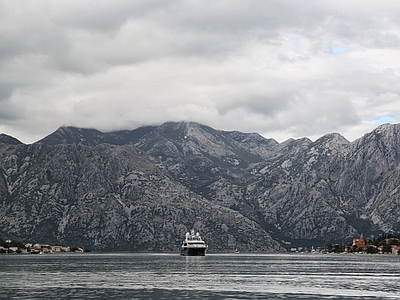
[1,253,399,299]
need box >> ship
[180,230,208,256]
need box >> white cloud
[0,0,400,143]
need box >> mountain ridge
[1,122,400,251]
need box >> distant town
[2,233,400,255]
[287,232,400,255]
[0,237,90,254]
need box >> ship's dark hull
[180,247,207,256]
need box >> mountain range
[1,122,400,252]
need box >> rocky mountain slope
[1,122,400,251]
[0,140,282,252]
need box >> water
[1,253,399,299]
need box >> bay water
[1,253,399,299]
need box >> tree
[382,244,392,254]
[325,242,333,252]
[333,244,341,253]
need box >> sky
[1,0,400,144]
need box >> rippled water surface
[1,253,399,299]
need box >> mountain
[0,141,282,252]
[38,125,155,146]
[0,134,23,145]
[1,121,400,251]
[335,124,400,232]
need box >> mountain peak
[37,126,105,145]
[0,133,23,145]
[314,132,350,151]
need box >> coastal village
[289,233,400,255]
[345,234,400,255]
[0,237,87,254]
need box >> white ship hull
[180,246,207,256]
[180,230,208,256]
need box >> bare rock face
[1,122,400,251]
[131,122,400,242]
[333,124,400,232]
[0,141,282,252]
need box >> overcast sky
[1,0,400,143]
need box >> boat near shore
[180,230,208,256]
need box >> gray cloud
[0,82,14,101]
[1,0,400,143]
